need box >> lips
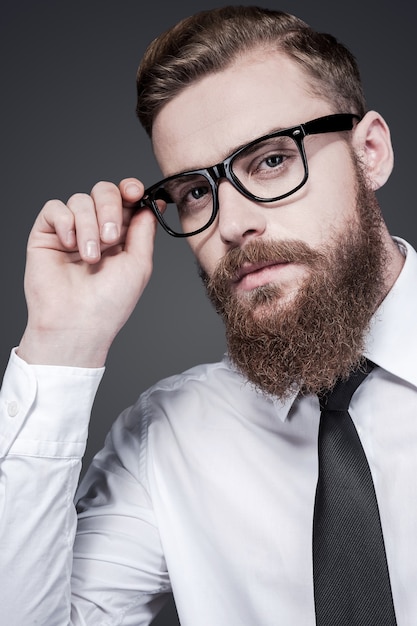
[234,260,289,283]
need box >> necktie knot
[319,359,375,412]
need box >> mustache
[204,239,325,285]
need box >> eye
[263,154,285,169]
[174,179,212,215]
[176,185,211,215]
[234,135,299,181]
[246,148,292,178]
[190,186,209,201]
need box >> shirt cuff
[0,348,105,459]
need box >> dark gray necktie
[313,360,397,625]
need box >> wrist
[17,327,112,367]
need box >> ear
[351,110,394,190]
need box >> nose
[217,180,267,246]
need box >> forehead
[152,50,332,177]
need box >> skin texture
[18,49,404,369]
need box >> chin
[237,280,301,315]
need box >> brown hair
[136,5,366,137]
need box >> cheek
[187,229,224,276]
[293,197,357,247]
[299,169,358,243]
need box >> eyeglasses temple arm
[302,113,361,137]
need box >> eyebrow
[164,172,207,189]
[174,123,295,176]
[164,120,301,180]
[219,123,290,161]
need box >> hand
[17,178,157,367]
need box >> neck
[378,232,405,306]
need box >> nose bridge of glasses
[208,161,228,183]
[207,161,240,201]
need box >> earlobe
[351,110,394,190]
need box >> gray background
[1,1,416,624]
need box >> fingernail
[125,183,141,196]
[102,222,118,242]
[85,240,99,259]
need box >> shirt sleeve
[0,349,104,626]
[71,401,172,625]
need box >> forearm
[0,350,103,625]
[0,176,156,623]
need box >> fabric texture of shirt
[0,237,416,626]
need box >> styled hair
[136,5,366,137]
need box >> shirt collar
[364,237,417,388]
[224,353,298,424]
[276,236,417,422]
[271,388,301,423]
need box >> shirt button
[7,401,19,417]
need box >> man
[0,5,415,625]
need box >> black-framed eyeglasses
[138,113,361,238]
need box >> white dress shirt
[0,237,416,626]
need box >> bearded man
[0,6,414,626]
